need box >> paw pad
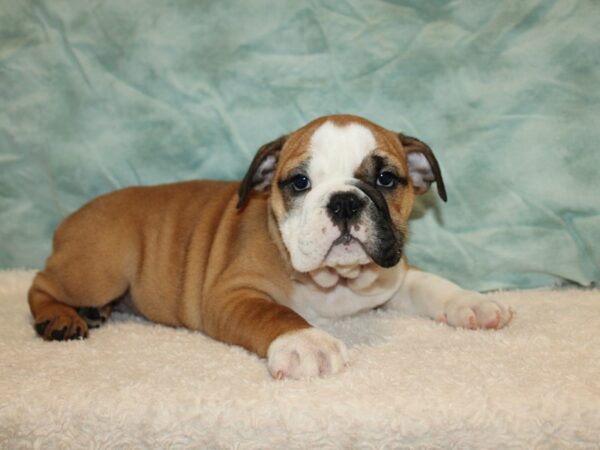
[445,295,512,330]
[267,328,348,380]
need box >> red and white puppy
[29,115,512,379]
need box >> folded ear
[398,133,447,202]
[237,135,287,209]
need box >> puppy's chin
[323,239,370,268]
[303,239,371,289]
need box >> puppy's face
[238,115,446,275]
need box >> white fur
[387,269,513,329]
[267,328,348,379]
[286,264,407,321]
[278,121,377,273]
[307,121,377,186]
[288,265,512,329]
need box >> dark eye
[291,174,311,192]
[376,171,396,188]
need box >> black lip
[373,238,403,267]
[349,181,404,268]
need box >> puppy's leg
[29,260,128,341]
[29,202,133,340]
[29,273,89,340]
[388,269,512,329]
[204,289,348,379]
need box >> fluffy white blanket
[1,270,599,449]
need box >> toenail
[34,320,49,336]
[51,326,67,341]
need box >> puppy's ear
[398,133,447,202]
[237,135,287,209]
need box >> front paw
[443,294,513,330]
[267,328,348,380]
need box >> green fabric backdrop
[1,0,598,290]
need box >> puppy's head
[238,115,446,275]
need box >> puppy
[29,115,512,379]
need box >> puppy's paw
[443,293,513,330]
[267,328,348,380]
[35,308,89,341]
[76,305,112,329]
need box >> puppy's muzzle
[326,192,365,223]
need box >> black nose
[327,192,365,221]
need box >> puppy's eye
[376,171,396,188]
[291,174,311,192]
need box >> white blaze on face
[279,121,378,273]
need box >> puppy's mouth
[323,222,404,270]
[331,231,358,246]
[308,231,373,289]
[322,230,371,268]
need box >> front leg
[387,269,513,329]
[202,288,348,379]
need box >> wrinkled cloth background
[0,0,598,290]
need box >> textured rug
[1,270,599,449]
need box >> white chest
[284,264,407,322]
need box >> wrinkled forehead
[308,121,377,183]
[280,119,403,182]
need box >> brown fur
[29,114,444,359]
[29,181,309,357]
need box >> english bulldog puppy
[28,115,512,379]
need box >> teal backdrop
[1,0,598,290]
